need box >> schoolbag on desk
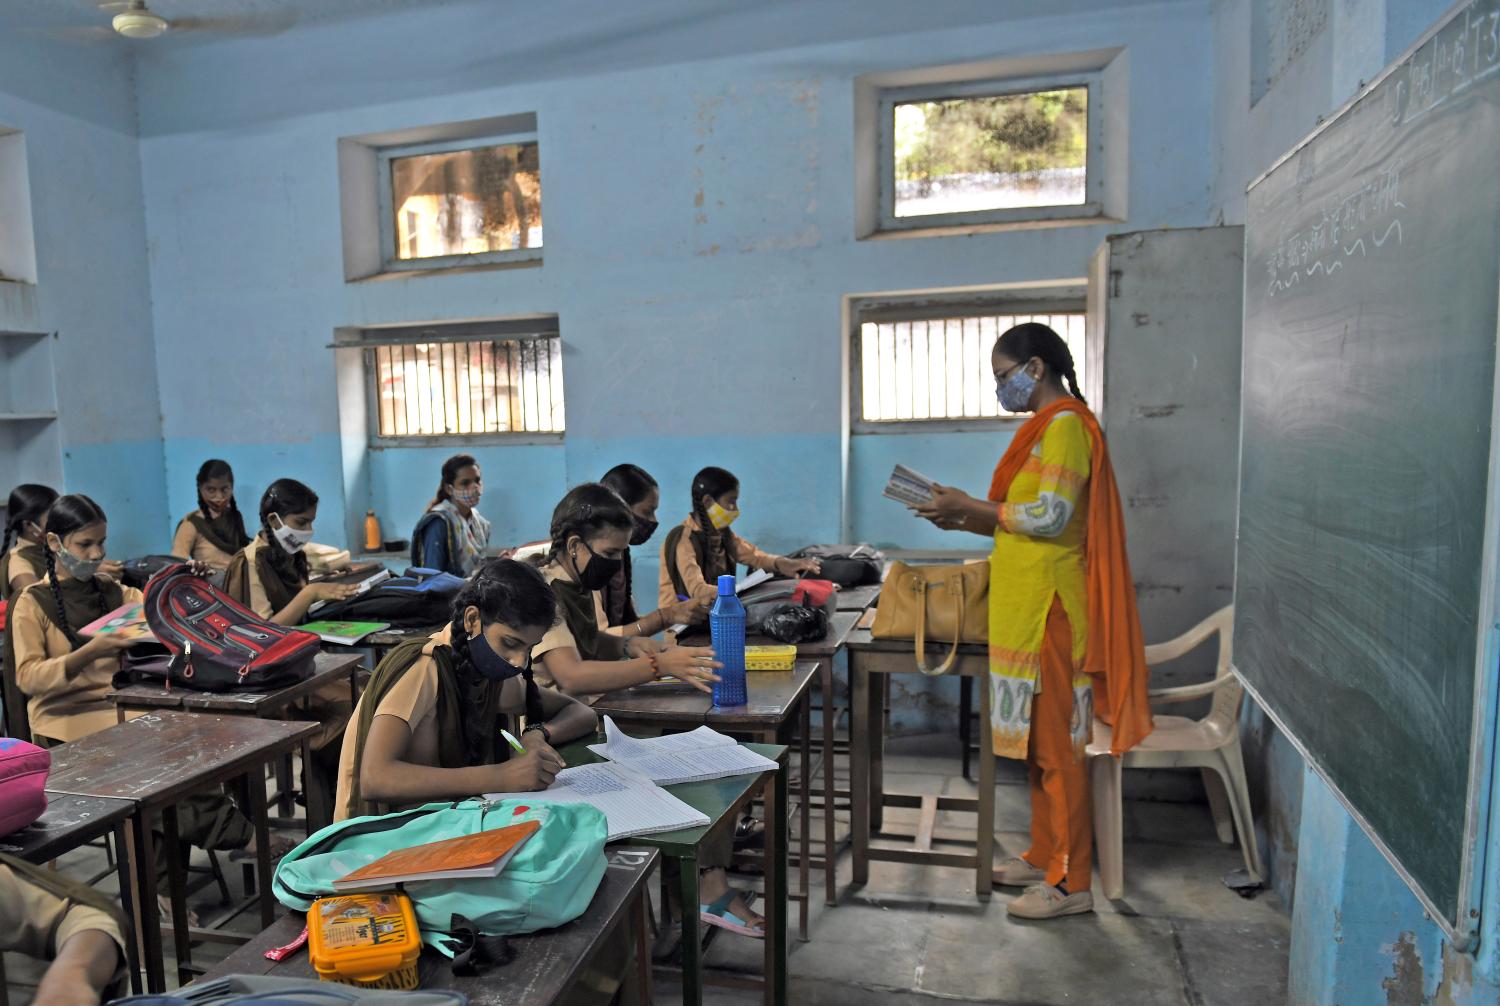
[789,544,884,587]
[141,565,319,692]
[310,568,464,627]
[0,737,49,837]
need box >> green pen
[500,729,526,754]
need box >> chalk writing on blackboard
[1265,163,1404,297]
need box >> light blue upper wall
[135,0,1218,554]
[0,30,167,557]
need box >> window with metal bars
[367,333,564,442]
[852,308,1086,430]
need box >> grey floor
[3,733,1289,1005]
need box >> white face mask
[269,513,313,554]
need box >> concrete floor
[3,733,1289,1005]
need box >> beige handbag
[870,560,989,676]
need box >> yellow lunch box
[745,644,797,671]
[307,891,422,990]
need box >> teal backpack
[273,799,607,955]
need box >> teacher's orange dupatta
[988,399,1154,755]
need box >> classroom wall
[0,28,167,558]
[132,0,1220,612]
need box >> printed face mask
[451,486,482,507]
[630,517,659,546]
[49,536,102,580]
[997,364,1039,413]
[269,514,313,554]
[574,540,624,591]
[467,629,526,682]
[706,501,739,531]
[203,498,229,517]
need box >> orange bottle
[363,510,381,553]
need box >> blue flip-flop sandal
[699,890,765,938]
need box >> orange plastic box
[307,891,422,990]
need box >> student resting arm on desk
[597,463,710,638]
[223,478,358,625]
[336,559,596,821]
[658,466,821,622]
[0,852,129,1006]
[531,483,722,697]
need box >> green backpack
[273,799,607,955]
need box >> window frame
[356,319,565,448]
[849,296,1088,435]
[375,132,543,275]
[876,72,1105,235]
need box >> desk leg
[798,698,810,941]
[631,885,653,1006]
[764,757,788,1006]
[112,821,142,995]
[249,767,274,928]
[850,658,870,888]
[677,851,701,1006]
[959,675,974,782]
[820,658,836,906]
[976,671,995,901]
[127,814,165,993]
[161,804,193,985]
[870,672,885,833]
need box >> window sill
[369,431,564,449]
[852,418,1028,435]
[349,255,542,283]
[860,210,1118,242]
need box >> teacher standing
[915,323,1153,921]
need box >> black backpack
[120,555,189,590]
[790,545,884,587]
[310,567,465,627]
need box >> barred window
[368,334,563,440]
[854,310,1085,427]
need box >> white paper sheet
[484,761,708,840]
[588,717,778,786]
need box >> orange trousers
[1022,598,1093,892]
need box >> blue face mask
[997,364,1039,413]
[467,629,527,682]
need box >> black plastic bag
[762,603,829,644]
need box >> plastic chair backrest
[1144,605,1240,727]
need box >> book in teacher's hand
[883,464,936,507]
[299,620,391,645]
[332,820,541,891]
[79,602,156,643]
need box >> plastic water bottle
[709,574,747,707]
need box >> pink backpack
[0,737,49,837]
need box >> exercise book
[588,716,778,786]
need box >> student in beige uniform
[170,458,251,572]
[530,483,721,698]
[0,853,129,1005]
[2,483,58,741]
[596,464,709,639]
[336,558,596,821]
[658,466,820,621]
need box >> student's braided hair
[534,484,635,569]
[2,484,59,571]
[446,558,557,763]
[258,478,316,584]
[995,322,1087,404]
[41,494,110,647]
[690,466,741,565]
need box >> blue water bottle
[709,574,747,707]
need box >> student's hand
[309,582,359,603]
[97,560,125,582]
[776,557,822,578]
[494,746,565,791]
[654,645,722,693]
[186,560,214,578]
[663,596,711,625]
[915,484,973,524]
[79,634,138,660]
[625,635,665,658]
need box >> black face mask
[466,629,526,682]
[574,541,624,591]
[630,518,658,547]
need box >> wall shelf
[0,411,57,421]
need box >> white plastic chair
[1086,604,1264,899]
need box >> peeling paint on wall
[1381,932,1424,1005]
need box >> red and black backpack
[140,564,319,692]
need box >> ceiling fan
[66,1,297,42]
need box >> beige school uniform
[530,562,621,700]
[236,535,288,620]
[657,516,781,608]
[4,546,44,597]
[0,863,128,986]
[10,582,144,744]
[171,511,238,571]
[334,625,528,821]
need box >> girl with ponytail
[596,464,711,640]
[530,484,722,697]
[658,466,820,622]
[222,478,357,625]
[2,483,58,740]
[411,454,492,577]
[170,459,251,571]
[336,558,597,821]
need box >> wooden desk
[0,793,142,994]
[107,652,364,830]
[563,742,788,1006]
[834,583,882,612]
[361,623,446,662]
[844,627,995,900]
[677,611,860,910]
[592,662,815,942]
[197,846,660,1006]
[46,712,321,992]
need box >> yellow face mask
[706,500,740,531]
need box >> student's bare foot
[699,868,764,937]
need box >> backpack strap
[663,525,690,599]
[222,550,250,607]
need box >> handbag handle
[912,575,965,677]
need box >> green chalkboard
[1237,0,1500,939]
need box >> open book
[79,602,156,643]
[299,620,391,645]
[332,820,540,890]
[484,761,709,840]
[588,716,778,786]
[883,464,936,507]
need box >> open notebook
[588,716,778,786]
[484,761,708,841]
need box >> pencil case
[745,644,797,671]
[307,891,422,990]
